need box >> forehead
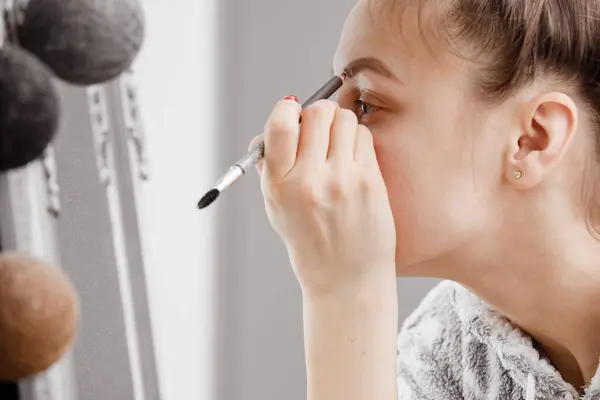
[333,0,448,75]
[333,1,393,72]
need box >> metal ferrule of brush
[214,166,244,192]
[215,141,265,191]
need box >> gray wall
[214,2,439,400]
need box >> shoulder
[398,280,463,355]
[396,281,474,399]
[397,281,528,399]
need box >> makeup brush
[197,74,345,210]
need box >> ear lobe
[507,92,578,189]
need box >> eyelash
[353,100,381,123]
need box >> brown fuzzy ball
[17,0,146,85]
[0,252,79,381]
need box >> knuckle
[297,178,319,206]
[358,174,373,192]
[355,178,372,197]
[328,177,349,201]
[266,176,319,207]
[358,170,382,194]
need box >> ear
[505,92,579,189]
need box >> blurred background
[135,1,438,399]
[0,0,438,399]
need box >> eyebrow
[337,57,400,82]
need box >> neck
[442,223,600,390]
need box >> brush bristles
[197,189,220,209]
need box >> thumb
[248,134,265,175]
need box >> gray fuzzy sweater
[397,281,600,400]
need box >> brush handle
[234,75,344,174]
[236,141,264,173]
[301,75,344,108]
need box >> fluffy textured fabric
[397,281,600,400]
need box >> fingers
[327,108,358,165]
[263,98,302,181]
[296,100,338,166]
[248,134,265,175]
[261,98,363,183]
[354,124,378,167]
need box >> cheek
[372,122,495,270]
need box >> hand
[249,98,396,298]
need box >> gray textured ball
[17,0,146,86]
[0,45,60,173]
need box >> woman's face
[333,0,518,274]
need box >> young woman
[249,0,600,398]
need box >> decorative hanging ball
[16,0,146,86]
[0,252,79,381]
[0,45,60,173]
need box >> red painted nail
[283,95,298,103]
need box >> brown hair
[447,1,600,100]
[445,0,600,236]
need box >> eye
[354,100,381,124]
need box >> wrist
[302,272,398,311]
[301,271,399,400]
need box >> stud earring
[514,171,523,180]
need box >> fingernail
[283,95,298,103]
